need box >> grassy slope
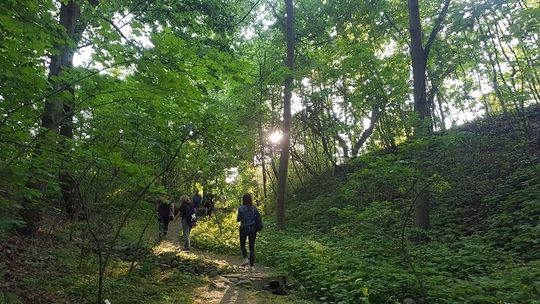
[4,111,538,304]
[265,110,540,303]
[193,110,540,303]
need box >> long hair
[242,193,253,206]
[180,195,191,205]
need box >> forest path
[162,220,303,304]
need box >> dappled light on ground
[151,222,303,303]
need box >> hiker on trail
[157,196,174,238]
[237,193,262,271]
[179,194,197,251]
[192,190,202,213]
[205,192,215,217]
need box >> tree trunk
[436,92,447,130]
[414,190,431,231]
[476,19,508,114]
[351,105,381,157]
[408,0,430,133]
[257,48,268,198]
[408,0,432,231]
[42,1,80,129]
[276,0,295,230]
[257,121,268,198]
[407,0,450,231]
[20,0,83,235]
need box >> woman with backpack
[237,193,262,271]
[179,195,197,251]
[156,195,174,238]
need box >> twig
[100,133,190,286]
[231,0,261,28]
[400,180,432,298]
[0,60,136,129]
[128,213,159,272]
[213,209,223,235]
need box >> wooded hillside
[1,0,539,303]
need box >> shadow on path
[159,219,308,303]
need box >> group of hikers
[191,190,215,217]
[155,191,262,271]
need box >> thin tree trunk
[520,46,540,104]
[436,92,447,130]
[276,0,295,230]
[325,105,349,159]
[351,105,381,157]
[304,113,338,170]
[485,22,517,112]
[407,0,450,231]
[290,155,305,188]
[465,36,492,118]
[267,160,278,196]
[290,147,317,176]
[257,48,268,198]
[258,123,268,198]
[478,21,507,113]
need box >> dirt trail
[163,220,305,304]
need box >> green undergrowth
[192,212,240,255]
[2,218,210,304]
[194,121,540,303]
[4,213,312,304]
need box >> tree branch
[232,0,261,28]
[424,0,451,56]
[382,11,411,48]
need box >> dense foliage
[195,109,540,303]
[1,0,539,303]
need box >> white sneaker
[241,258,249,266]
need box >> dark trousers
[240,225,257,266]
[158,216,170,236]
[206,204,214,217]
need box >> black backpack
[254,208,263,232]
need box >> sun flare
[269,131,282,144]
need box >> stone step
[222,273,288,294]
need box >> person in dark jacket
[157,196,174,238]
[179,195,195,251]
[205,192,215,217]
[192,190,202,213]
[237,193,260,271]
